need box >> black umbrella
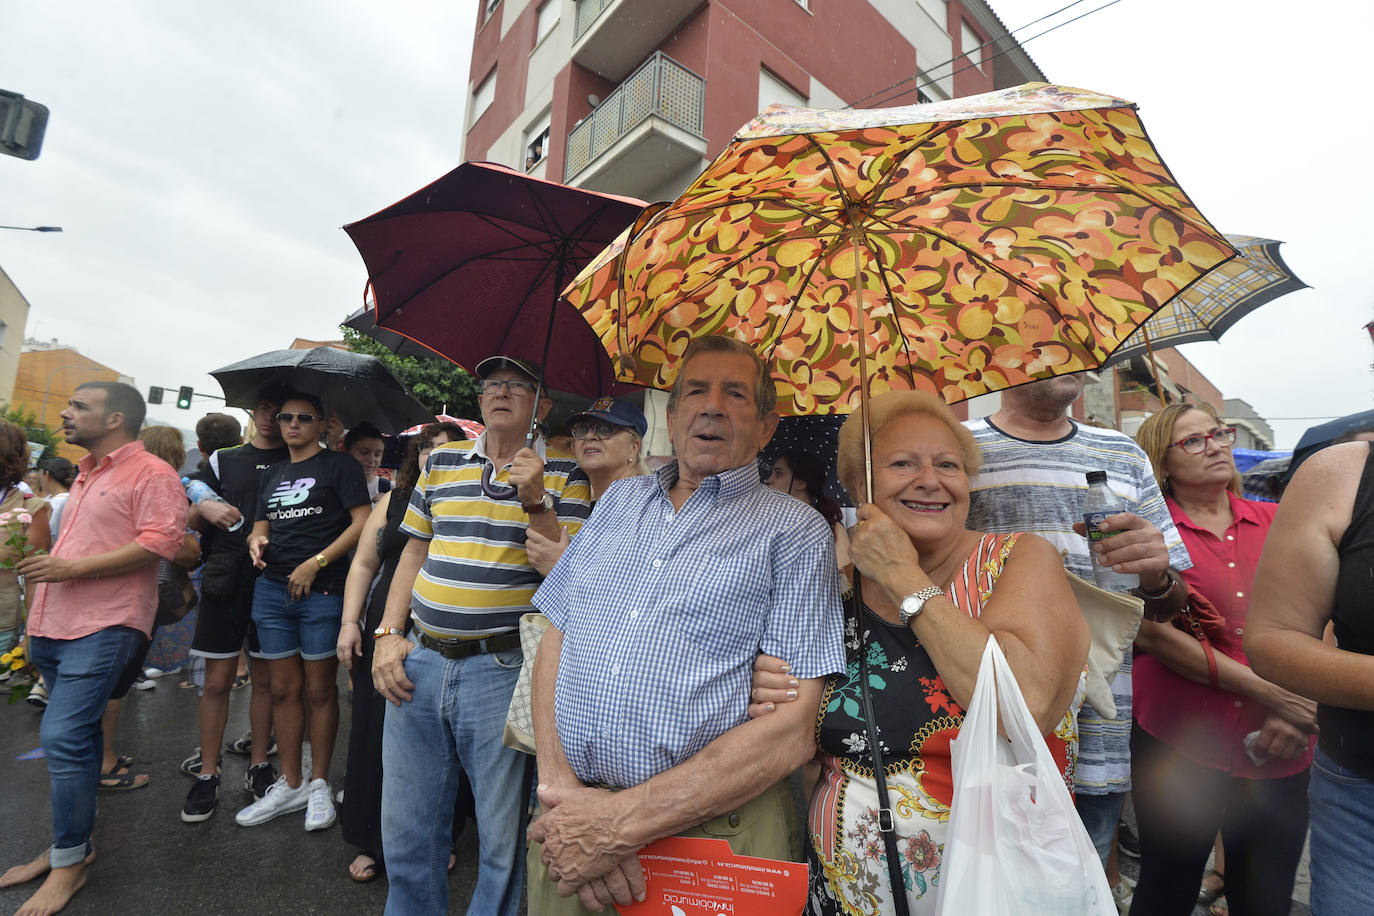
[210,347,432,436]
[1288,408,1374,480]
[759,415,851,507]
[343,301,450,362]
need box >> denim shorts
[250,577,343,661]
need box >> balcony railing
[565,52,705,180]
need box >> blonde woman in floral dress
[751,391,1087,915]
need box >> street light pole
[0,225,61,232]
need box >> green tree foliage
[0,404,59,460]
[339,326,481,420]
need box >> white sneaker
[304,778,336,832]
[234,776,310,827]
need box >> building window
[471,70,496,124]
[0,321,8,349]
[794,0,810,9]
[525,113,551,171]
[536,0,559,44]
[758,68,807,113]
[961,21,984,70]
[485,0,501,15]
[917,0,947,27]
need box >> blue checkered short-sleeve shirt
[533,460,846,788]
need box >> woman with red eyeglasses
[1129,403,1315,916]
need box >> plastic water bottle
[1083,471,1139,591]
[183,477,243,532]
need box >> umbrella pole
[1140,326,1169,407]
[853,236,874,504]
[526,252,568,449]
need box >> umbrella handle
[480,463,520,500]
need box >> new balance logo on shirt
[266,477,322,520]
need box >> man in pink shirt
[0,381,186,916]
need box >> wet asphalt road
[0,672,486,916]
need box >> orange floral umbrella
[565,83,1235,417]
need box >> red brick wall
[1156,349,1226,410]
[465,2,537,162]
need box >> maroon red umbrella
[343,161,645,401]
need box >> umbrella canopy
[343,160,646,399]
[566,82,1235,415]
[1105,234,1308,365]
[343,301,453,362]
[759,415,850,506]
[398,415,485,439]
[1288,408,1374,479]
[210,347,433,436]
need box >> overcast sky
[2,0,1370,446]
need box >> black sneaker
[181,774,220,823]
[245,762,277,799]
[226,732,278,757]
[180,749,222,778]
[1117,820,1140,859]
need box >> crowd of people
[0,339,1368,916]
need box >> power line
[848,0,1090,109]
[847,0,1125,110]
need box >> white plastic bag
[935,636,1114,916]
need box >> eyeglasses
[276,412,318,425]
[1169,426,1237,454]
[570,421,626,440]
[480,378,538,396]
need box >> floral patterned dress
[806,532,1079,915]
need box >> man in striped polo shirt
[964,373,1190,908]
[372,355,591,916]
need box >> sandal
[99,763,150,791]
[231,674,250,689]
[349,853,379,884]
[116,755,133,770]
[1198,868,1225,906]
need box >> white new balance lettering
[268,477,316,509]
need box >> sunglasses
[276,412,318,425]
[570,421,628,440]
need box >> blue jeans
[29,627,143,867]
[1310,747,1374,916]
[1075,790,1126,869]
[381,636,529,916]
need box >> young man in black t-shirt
[182,388,292,823]
[236,393,370,832]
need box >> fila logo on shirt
[266,477,322,520]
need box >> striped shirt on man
[964,416,1191,795]
[401,434,592,638]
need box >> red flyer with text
[618,836,808,916]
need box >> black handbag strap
[854,574,913,916]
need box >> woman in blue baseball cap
[526,396,648,575]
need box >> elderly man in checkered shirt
[527,335,847,913]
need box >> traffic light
[148,386,164,405]
[176,386,193,410]
[0,90,49,161]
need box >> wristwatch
[898,586,945,626]
[315,553,329,568]
[523,492,555,514]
